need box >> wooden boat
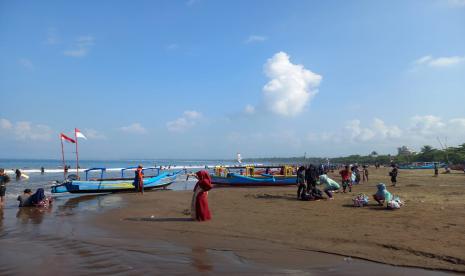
[51,167,181,194]
[398,162,446,169]
[211,165,297,186]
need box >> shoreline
[92,168,465,273]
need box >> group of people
[17,188,53,208]
[295,163,373,201]
[0,167,53,209]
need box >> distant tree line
[243,143,465,165]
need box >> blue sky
[1,0,465,159]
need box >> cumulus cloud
[244,104,255,114]
[18,58,34,70]
[245,35,267,44]
[262,52,322,117]
[0,118,13,130]
[166,110,202,132]
[45,28,60,45]
[64,35,95,57]
[448,0,465,7]
[414,55,465,67]
[119,123,147,134]
[83,129,106,140]
[0,118,53,141]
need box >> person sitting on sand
[190,170,213,221]
[17,188,33,207]
[373,183,392,206]
[30,188,53,208]
[318,174,340,199]
[296,166,306,200]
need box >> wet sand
[0,168,463,275]
[95,168,465,273]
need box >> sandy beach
[93,168,465,273]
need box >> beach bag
[352,193,369,207]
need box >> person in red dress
[191,170,212,221]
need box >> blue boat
[398,162,446,170]
[211,165,297,186]
[51,167,181,194]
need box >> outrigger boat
[398,162,446,170]
[211,165,297,186]
[51,167,181,194]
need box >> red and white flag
[60,133,76,143]
[75,128,87,140]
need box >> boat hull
[211,173,296,187]
[51,172,178,194]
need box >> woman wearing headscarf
[30,188,52,208]
[190,170,212,221]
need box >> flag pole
[60,134,66,180]
[75,128,79,179]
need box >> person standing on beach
[0,168,11,207]
[134,165,144,194]
[191,170,212,221]
[390,165,398,186]
[296,166,306,199]
[363,165,369,182]
[434,163,439,177]
[41,167,45,175]
[339,165,351,193]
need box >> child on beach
[389,165,398,186]
[362,165,369,182]
[318,174,340,199]
[339,165,351,193]
[17,188,33,207]
[0,168,11,207]
[373,183,392,206]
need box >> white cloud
[244,104,255,114]
[262,52,322,117]
[414,55,465,67]
[119,123,147,134]
[45,28,60,45]
[448,0,465,7]
[83,128,106,140]
[245,35,267,44]
[64,35,95,57]
[166,110,202,132]
[18,58,34,70]
[166,43,179,50]
[186,0,199,6]
[409,115,446,136]
[346,120,376,141]
[0,118,12,130]
[0,118,53,141]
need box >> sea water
[0,158,238,208]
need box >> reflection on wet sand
[16,207,51,224]
[191,247,213,272]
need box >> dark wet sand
[1,168,464,275]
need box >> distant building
[397,146,415,156]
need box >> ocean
[0,158,239,209]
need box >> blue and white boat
[211,165,297,186]
[51,167,181,194]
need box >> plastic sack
[387,195,404,209]
[352,193,369,207]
